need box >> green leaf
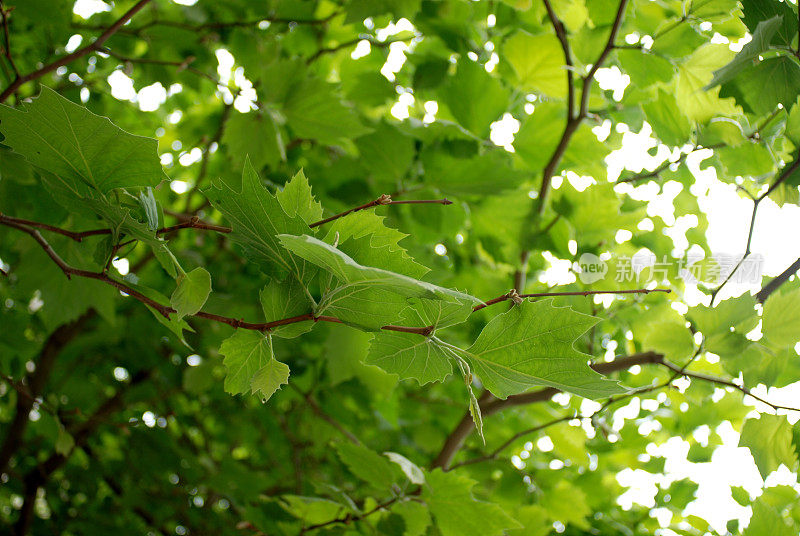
[170,267,212,319]
[335,442,397,489]
[676,44,740,122]
[762,288,800,347]
[278,234,478,330]
[259,277,314,338]
[0,86,167,194]
[276,169,323,226]
[688,294,757,344]
[284,78,370,144]
[743,498,796,536]
[206,157,310,279]
[323,210,428,279]
[220,329,288,399]
[741,0,798,47]
[616,49,675,88]
[706,15,783,89]
[383,452,425,485]
[504,31,567,98]
[739,414,798,479]
[55,425,75,456]
[367,332,454,384]
[461,299,623,399]
[222,109,286,171]
[394,500,431,536]
[424,470,521,536]
[366,298,473,383]
[420,149,524,196]
[441,59,510,136]
[642,89,693,147]
[354,121,416,185]
[721,55,800,116]
[250,357,290,402]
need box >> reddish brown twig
[0,0,153,102]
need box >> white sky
[75,1,800,532]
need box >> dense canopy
[1,0,800,535]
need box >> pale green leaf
[643,89,693,147]
[276,169,323,226]
[284,78,370,144]
[250,357,290,402]
[278,234,478,330]
[221,330,282,396]
[383,452,425,485]
[441,58,509,136]
[336,442,397,489]
[739,414,798,479]
[461,299,623,399]
[762,288,800,347]
[222,109,286,170]
[424,470,521,536]
[504,31,567,98]
[170,267,212,319]
[323,210,429,278]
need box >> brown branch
[450,414,577,469]
[12,370,151,535]
[472,288,670,312]
[290,385,362,446]
[0,312,94,474]
[2,213,671,338]
[0,0,153,102]
[0,194,449,244]
[514,0,629,293]
[183,103,233,212]
[0,216,175,317]
[756,257,800,304]
[658,359,800,413]
[309,195,452,228]
[710,148,800,305]
[0,0,19,80]
[300,495,408,534]
[543,0,574,122]
[73,11,340,36]
[430,351,663,470]
[98,47,223,88]
[307,35,412,64]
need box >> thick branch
[430,351,663,470]
[12,370,150,535]
[0,0,153,102]
[755,257,800,304]
[0,312,94,474]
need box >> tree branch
[430,351,663,470]
[0,312,94,474]
[308,194,451,228]
[755,257,800,304]
[0,0,153,102]
[12,370,151,535]
[514,0,629,293]
[709,148,800,305]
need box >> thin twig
[0,0,154,102]
[0,0,20,79]
[309,195,451,228]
